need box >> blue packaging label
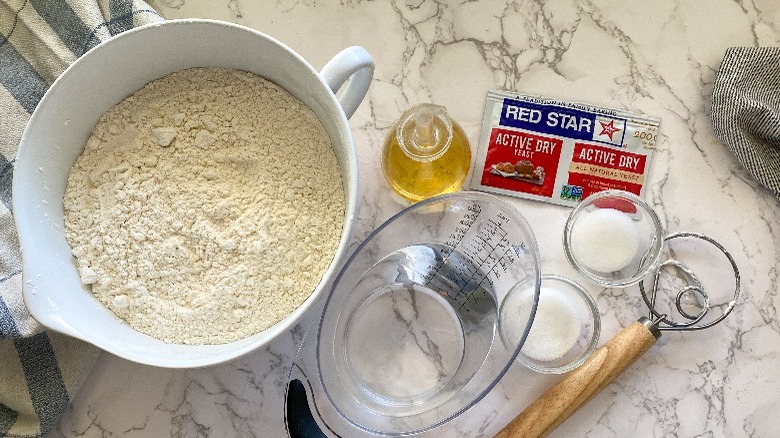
[499,98,627,147]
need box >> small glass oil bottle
[381,103,471,203]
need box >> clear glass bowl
[563,190,664,288]
[502,275,600,374]
[316,191,541,435]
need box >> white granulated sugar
[570,208,639,273]
[505,286,582,363]
[520,287,581,362]
[63,67,345,345]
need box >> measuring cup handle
[319,46,374,119]
[496,319,658,438]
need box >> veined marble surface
[48,1,780,437]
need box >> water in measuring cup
[344,243,498,409]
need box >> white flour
[63,67,345,345]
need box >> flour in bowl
[63,67,345,345]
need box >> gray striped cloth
[0,1,162,436]
[712,47,780,199]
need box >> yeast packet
[469,90,660,206]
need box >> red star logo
[599,119,621,141]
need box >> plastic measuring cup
[316,191,541,435]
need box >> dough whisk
[497,231,740,438]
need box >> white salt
[518,287,582,362]
[571,208,639,273]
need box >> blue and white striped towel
[0,2,161,436]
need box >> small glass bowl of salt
[500,275,600,374]
[563,190,664,288]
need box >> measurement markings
[426,210,516,311]
[457,244,513,311]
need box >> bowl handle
[319,46,374,119]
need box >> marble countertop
[48,1,780,437]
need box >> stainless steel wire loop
[639,231,740,332]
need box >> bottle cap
[396,103,453,162]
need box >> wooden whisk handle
[496,319,659,438]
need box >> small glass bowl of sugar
[501,275,600,374]
[563,190,664,288]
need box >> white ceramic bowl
[13,19,374,368]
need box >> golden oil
[381,104,472,203]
